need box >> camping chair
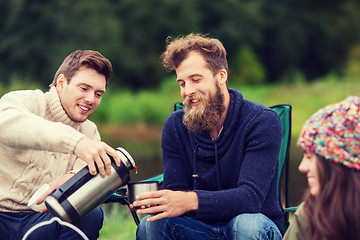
[106,102,293,229]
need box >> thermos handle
[50,167,93,203]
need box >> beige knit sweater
[0,87,100,212]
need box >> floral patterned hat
[297,96,360,170]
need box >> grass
[233,78,360,139]
[99,203,139,240]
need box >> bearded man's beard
[182,84,225,134]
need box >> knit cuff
[61,130,86,153]
[193,190,225,220]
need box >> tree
[1,0,360,89]
[0,0,121,87]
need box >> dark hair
[50,50,112,87]
[161,33,228,76]
[303,155,360,240]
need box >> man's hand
[73,138,121,177]
[37,173,75,213]
[131,190,198,222]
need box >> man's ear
[217,69,228,86]
[56,74,66,94]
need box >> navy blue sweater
[161,88,284,232]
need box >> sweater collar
[46,86,81,129]
[221,88,243,137]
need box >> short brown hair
[161,33,228,76]
[50,50,112,87]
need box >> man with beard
[134,34,284,239]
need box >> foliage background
[1,0,360,89]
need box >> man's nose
[84,92,95,104]
[183,84,195,97]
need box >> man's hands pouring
[74,138,121,177]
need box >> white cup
[27,184,50,212]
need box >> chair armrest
[284,206,298,213]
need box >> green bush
[230,45,266,85]
[91,75,182,126]
[92,76,360,138]
[344,44,360,81]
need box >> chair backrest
[270,104,292,229]
[269,105,292,203]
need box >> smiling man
[0,50,120,239]
[134,34,284,240]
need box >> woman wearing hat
[283,96,360,240]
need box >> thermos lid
[116,147,136,169]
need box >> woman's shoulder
[283,203,310,240]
